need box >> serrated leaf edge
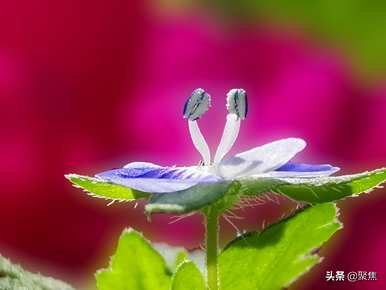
[95,228,170,278]
[65,173,142,204]
[283,203,343,287]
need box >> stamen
[183,88,211,121]
[226,89,248,119]
[213,114,240,164]
[188,121,211,166]
[213,89,248,164]
[183,89,212,165]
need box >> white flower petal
[217,138,306,179]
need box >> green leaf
[239,168,386,203]
[174,251,188,269]
[171,261,206,290]
[219,202,341,290]
[145,181,239,214]
[0,254,74,290]
[66,174,149,201]
[151,243,205,274]
[96,229,171,290]
[151,242,187,272]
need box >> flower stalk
[205,207,219,290]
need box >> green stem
[205,208,219,290]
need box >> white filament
[213,114,240,164]
[188,120,211,166]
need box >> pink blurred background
[1,1,386,289]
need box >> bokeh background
[1,0,386,289]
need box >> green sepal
[145,181,239,214]
[239,168,386,203]
[66,174,149,201]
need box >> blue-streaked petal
[217,138,306,178]
[95,162,222,193]
[276,162,337,172]
[270,162,340,177]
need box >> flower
[68,88,385,216]
[94,88,339,198]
